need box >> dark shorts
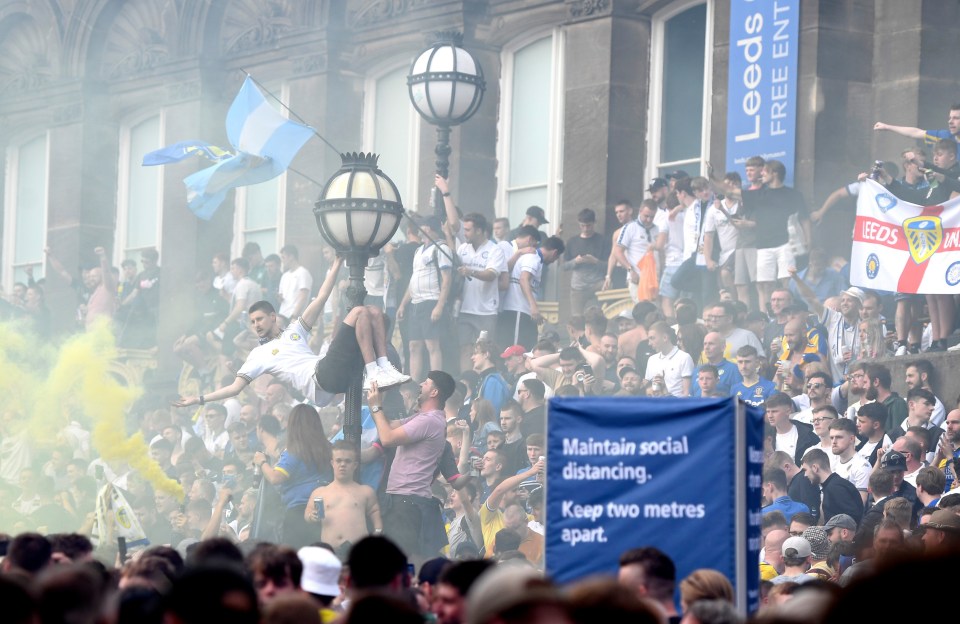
[496,310,538,351]
[314,323,363,394]
[457,313,497,345]
[407,300,443,341]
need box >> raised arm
[435,174,460,233]
[174,376,249,407]
[95,247,117,292]
[873,121,925,140]
[43,246,73,284]
[302,257,344,328]
[529,352,561,379]
[810,186,852,224]
[787,267,824,317]
[488,460,542,510]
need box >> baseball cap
[665,170,690,180]
[500,345,526,359]
[298,546,342,596]
[823,514,857,532]
[647,177,668,192]
[842,287,865,304]
[802,527,830,560]
[924,509,960,533]
[782,536,812,558]
[880,450,907,471]
[525,205,549,225]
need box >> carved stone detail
[347,0,431,30]
[221,0,296,54]
[51,102,83,125]
[0,16,58,93]
[100,0,173,80]
[292,53,326,75]
[167,80,201,102]
[567,0,612,19]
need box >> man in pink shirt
[367,370,455,564]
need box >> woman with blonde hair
[679,568,734,611]
[857,318,888,360]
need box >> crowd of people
[3,103,960,623]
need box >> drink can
[477,330,488,343]
[314,497,325,519]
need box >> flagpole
[241,70,343,157]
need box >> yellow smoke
[0,320,183,500]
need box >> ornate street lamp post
[314,152,404,453]
[407,31,485,219]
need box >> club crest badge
[903,216,942,264]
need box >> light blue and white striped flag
[184,77,314,220]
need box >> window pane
[244,229,277,259]
[507,186,547,228]
[660,4,706,164]
[373,67,413,204]
[14,135,47,270]
[245,177,280,232]
[126,116,161,252]
[508,37,552,188]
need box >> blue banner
[546,397,764,613]
[726,0,800,185]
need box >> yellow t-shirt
[480,502,505,558]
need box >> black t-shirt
[563,233,609,286]
[747,186,807,249]
[521,405,545,439]
[501,437,528,476]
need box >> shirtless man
[304,440,382,557]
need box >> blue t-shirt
[924,129,960,159]
[274,451,332,508]
[732,378,777,407]
[762,496,811,522]
[692,360,743,397]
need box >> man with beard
[789,270,863,386]
[865,364,908,433]
[855,403,893,466]
[367,371,455,564]
[801,449,863,524]
[936,408,960,491]
[844,363,870,420]
[175,257,409,409]
[904,360,946,426]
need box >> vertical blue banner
[725,0,800,185]
[546,397,764,614]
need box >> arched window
[363,65,420,209]
[3,133,48,287]
[498,30,565,230]
[647,1,714,181]
[118,115,163,261]
[232,83,287,259]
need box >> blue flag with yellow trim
[142,140,231,165]
[182,77,314,220]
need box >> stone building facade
[1,0,959,382]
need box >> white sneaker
[894,344,907,356]
[947,342,960,352]
[378,364,411,388]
